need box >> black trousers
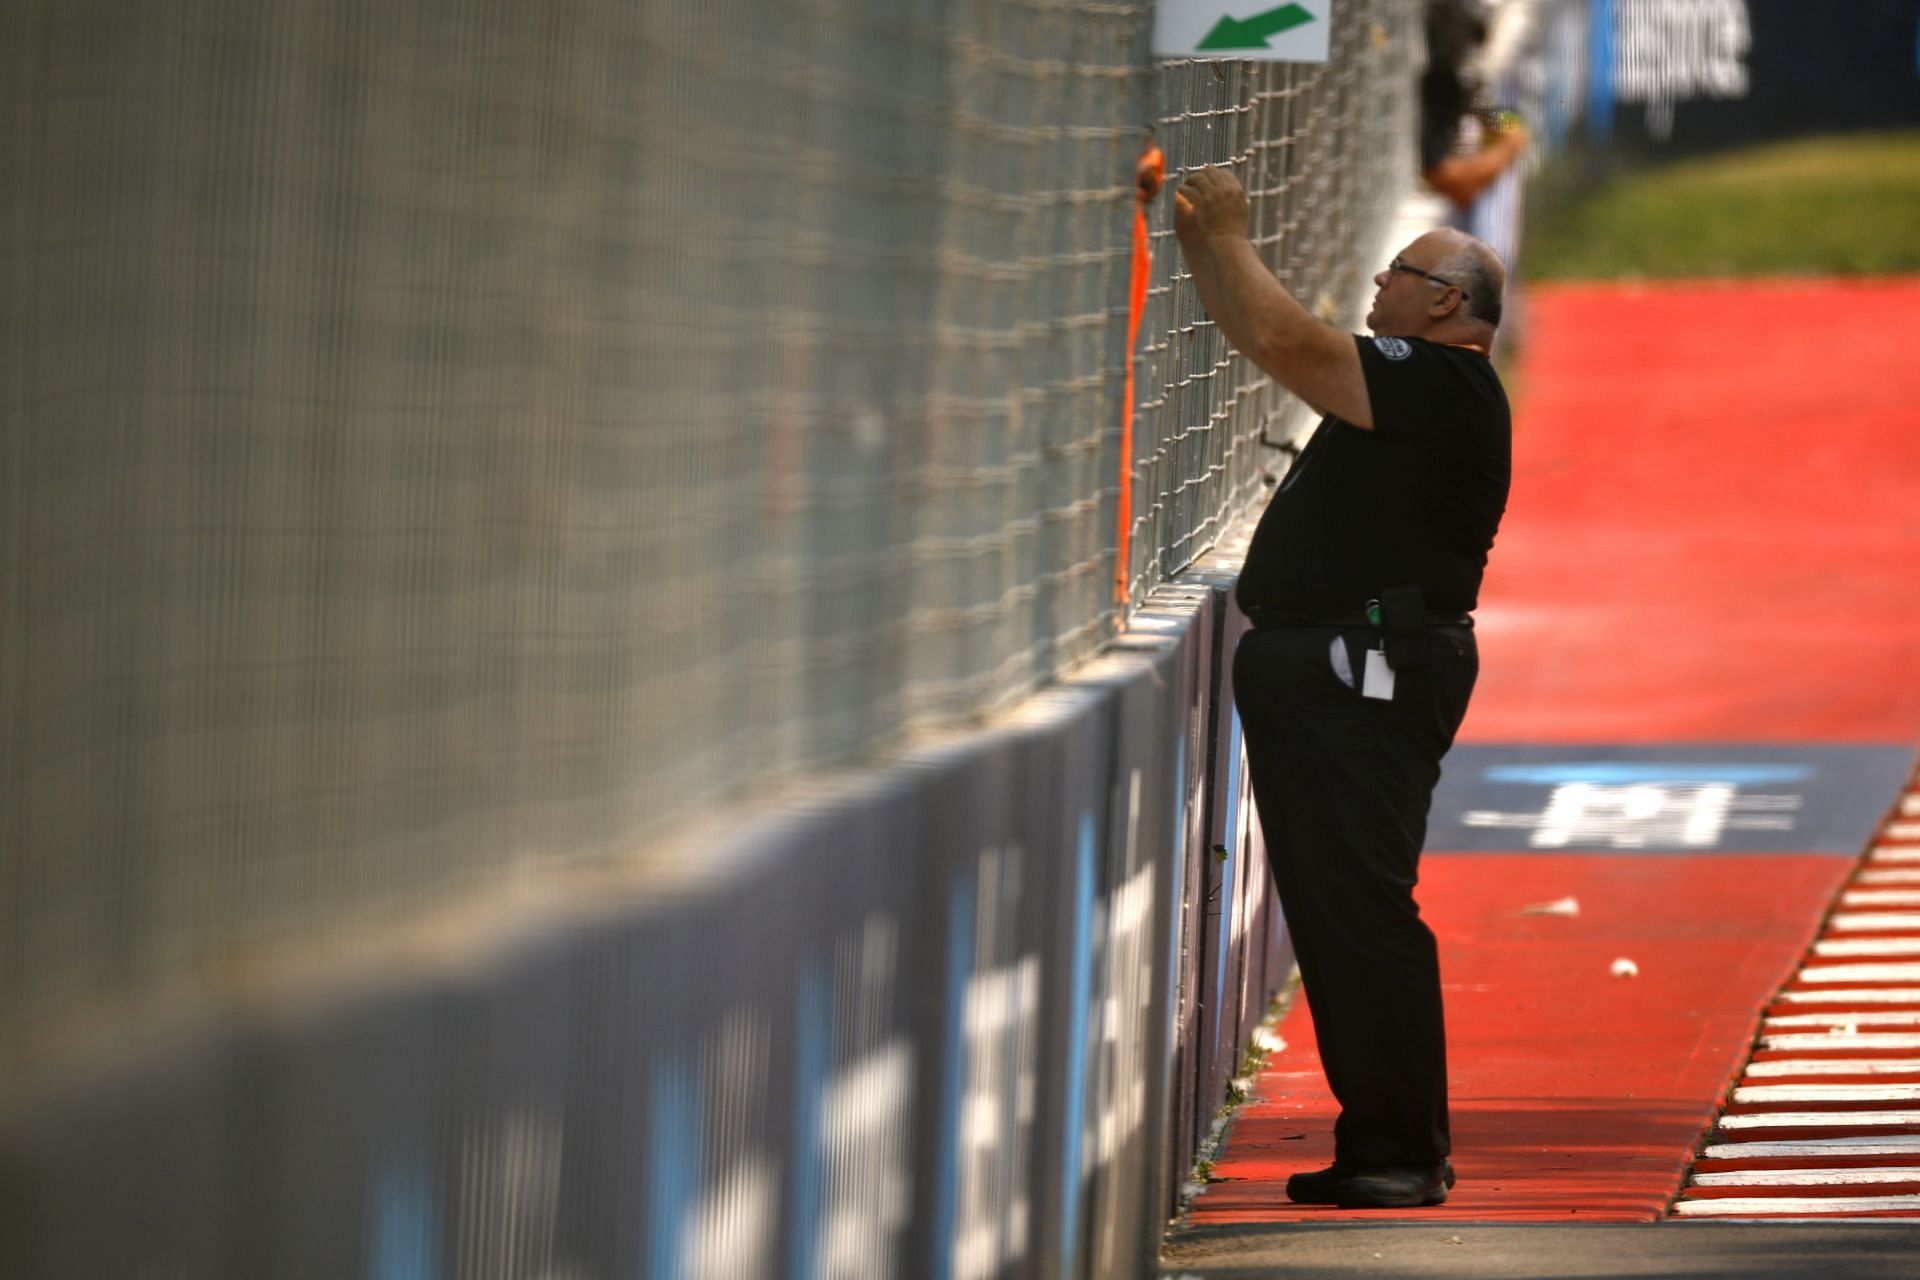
[1233,624,1478,1167]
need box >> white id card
[1362,647,1395,701]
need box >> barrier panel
[3,577,1290,1279]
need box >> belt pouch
[1376,585,1428,671]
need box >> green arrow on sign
[1196,3,1316,51]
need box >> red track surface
[1194,854,1849,1222]
[1189,280,1920,1224]
[1470,279,1920,744]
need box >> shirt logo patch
[1373,336,1413,361]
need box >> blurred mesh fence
[1,0,1417,1074]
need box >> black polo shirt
[1235,335,1511,618]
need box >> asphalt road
[1160,1221,1920,1278]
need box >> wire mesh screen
[2,0,1417,1071]
[1129,3,1417,602]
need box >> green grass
[1522,129,1920,280]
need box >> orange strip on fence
[1115,142,1165,606]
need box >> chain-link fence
[1132,11,1416,602]
[2,0,1420,1083]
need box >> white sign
[1461,781,1801,850]
[1153,0,1331,62]
[1614,0,1751,139]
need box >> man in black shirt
[1173,165,1511,1209]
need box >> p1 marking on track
[1427,745,1914,855]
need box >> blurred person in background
[1421,0,1533,346]
[1172,164,1512,1209]
[1421,0,1530,213]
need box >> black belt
[1243,605,1473,631]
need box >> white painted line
[1903,796,1920,818]
[1776,988,1920,1004]
[1675,1193,1920,1216]
[1761,1033,1920,1051]
[1701,1136,1920,1160]
[1734,1084,1920,1104]
[1813,939,1920,958]
[1718,1109,1920,1129]
[1748,1059,1920,1077]
[1767,1011,1920,1028]
[1693,1167,1920,1188]
[1871,848,1920,864]
[1886,822,1920,839]
[1858,869,1920,885]
[1841,891,1920,908]
[1829,914,1920,932]
[1799,963,1920,984]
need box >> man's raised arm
[1172,166,1374,430]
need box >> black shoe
[1285,1160,1455,1207]
[1284,1161,1355,1204]
[1335,1161,1455,1208]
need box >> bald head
[1365,227,1509,343]
[1424,229,1506,330]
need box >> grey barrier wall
[2,572,1289,1279]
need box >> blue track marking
[1426,744,1917,855]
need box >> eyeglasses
[1386,257,1469,299]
